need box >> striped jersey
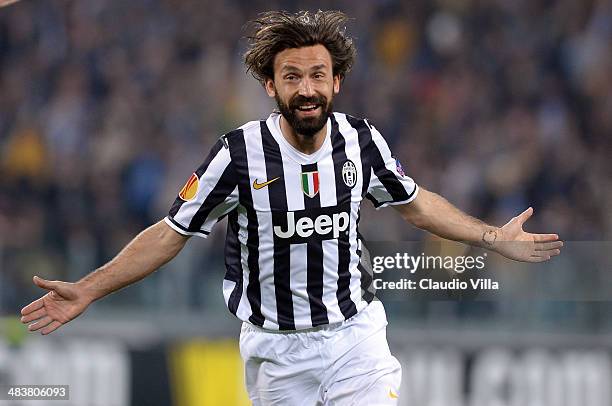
[165,112,418,330]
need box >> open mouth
[296,104,320,112]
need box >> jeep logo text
[272,204,351,242]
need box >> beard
[275,93,333,138]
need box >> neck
[279,115,328,155]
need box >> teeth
[298,105,318,111]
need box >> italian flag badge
[301,171,319,198]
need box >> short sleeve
[165,138,239,238]
[365,123,419,209]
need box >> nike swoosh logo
[253,177,280,190]
[389,389,399,399]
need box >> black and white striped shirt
[165,112,418,330]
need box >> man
[21,10,562,405]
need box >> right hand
[20,276,93,335]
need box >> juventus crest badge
[342,160,357,188]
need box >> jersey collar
[266,112,332,165]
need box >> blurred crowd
[1,0,611,327]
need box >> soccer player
[20,11,563,405]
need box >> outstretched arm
[393,187,563,262]
[20,219,189,335]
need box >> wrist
[481,227,502,251]
[75,279,103,303]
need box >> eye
[285,74,298,81]
[313,72,325,79]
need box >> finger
[534,234,560,242]
[21,297,44,316]
[517,207,534,224]
[28,316,53,332]
[21,307,47,323]
[33,276,59,291]
[529,255,551,263]
[534,249,561,257]
[0,0,23,8]
[535,241,564,251]
[41,321,63,335]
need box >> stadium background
[0,0,611,405]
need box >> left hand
[493,207,563,262]
[21,276,93,335]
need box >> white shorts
[239,300,402,406]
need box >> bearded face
[266,45,341,138]
[274,93,333,138]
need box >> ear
[265,78,276,98]
[333,75,340,94]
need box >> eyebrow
[280,64,329,73]
[310,64,327,72]
[280,66,301,73]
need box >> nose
[298,77,315,98]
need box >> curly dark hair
[244,10,356,85]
